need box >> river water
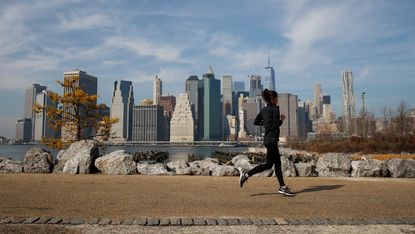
[0,144,248,162]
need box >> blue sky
[0,0,414,138]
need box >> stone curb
[0,216,414,226]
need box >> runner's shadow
[296,185,344,194]
[250,185,344,196]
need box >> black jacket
[254,105,283,145]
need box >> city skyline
[0,0,414,138]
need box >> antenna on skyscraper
[267,51,270,67]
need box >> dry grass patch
[371,154,415,161]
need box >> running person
[239,89,294,196]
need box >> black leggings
[247,142,285,186]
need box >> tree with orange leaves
[34,76,118,149]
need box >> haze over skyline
[0,0,414,138]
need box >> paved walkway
[0,174,414,232]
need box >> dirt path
[0,174,414,219]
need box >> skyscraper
[34,90,58,141]
[24,83,47,141]
[132,103,166,142]
[242,96,263,138]
[110,80,134,141]
[342,70,356,134]
[322,95,332,122]
[279,93,298,139]
[185,75,200,139]
[249,75,262,97]
[158,95,176,141]
[233,81,245,93]
[170,94,194,142]
[313,84,322,118]
[203,65,222,141]
[15,118,32,142]
[62,70,98,142]
[222,74,233,115]
[262,53,275,91]
[153,75,162,105]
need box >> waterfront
[0,144,249,162]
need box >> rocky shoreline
[0,140,414,178]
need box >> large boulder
[189,166,204,175]
[281,157,297,177]
[175,167,193,175]
[387,158,415,178]
[23,148,53,173]
[95,150,136,175]
[295,161,317,177]
[316,153,351,177]
[53,140,100,174]
[209,165,239,176]
[167,160,189,172]
[0,156,23,173]
[191,158,219,170]
[231,155,252,171]
[136,163,171,175]
[351,160,389,177]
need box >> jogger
[239,88,294,196]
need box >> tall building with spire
[110,80,134,141]
[170,94,194,142]
[262,53,275,91]
[203,65,222,141]
[342,70,356,134]
[153,75,162,105]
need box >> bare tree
[395,101,411,137]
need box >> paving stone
[193,218,206,226]
[217,219,228,226]
[261,218,276,225]
[34,217,52,224]
[330,218,347,225]
[387,218,404,224]
[181,218,193,226]
[122,218,134,225]
[60,217,73,225]
[319,218,335,225]
[70,218,84,225]
[400,218,415,225]
[238,218,253,225]
[251,218,263,225]
[274,218,288,225]
[159,218,170,226]
[226,218,239,226]
[205,218,217,226]
[98,218,111,225]
[375,218,392,224]
[308,218,325,225]
[170,218,181,226]
[146,218,160,226]
[134,218,147,225]
[23,217,39,224]
[361,218,379,225]
[0,217,13,224]
[110,218,123,225]
[47,217,62,224]
[9,217,26,224]
[284,218,300,225]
